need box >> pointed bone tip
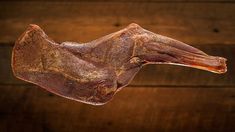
[26,24,44,34]
[14,24,46,48]
[28,24,41,30]
[128,23,141,28]
[19,24,45,37]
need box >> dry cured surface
[12,23,227,105]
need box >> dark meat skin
[12,23,227,105]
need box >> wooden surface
[2,0,235,2]
[1,2,235,44]
[1,85,235,132]
[0,0,235,132]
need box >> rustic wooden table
[0,0,234,131]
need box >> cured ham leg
[12,23,227,105]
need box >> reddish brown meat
[12,23,227,105]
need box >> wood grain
[1,44,234,86]
[1,0,235,2]
[0,85,234,132]
[0,0,234,132]
[1,2,235,44]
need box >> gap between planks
[1,0,235,3]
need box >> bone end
[212,57,227,74]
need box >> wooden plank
[1,44,235,86]
[1,2,235,44]
[1,0,235,3]
[0,85,234,131]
